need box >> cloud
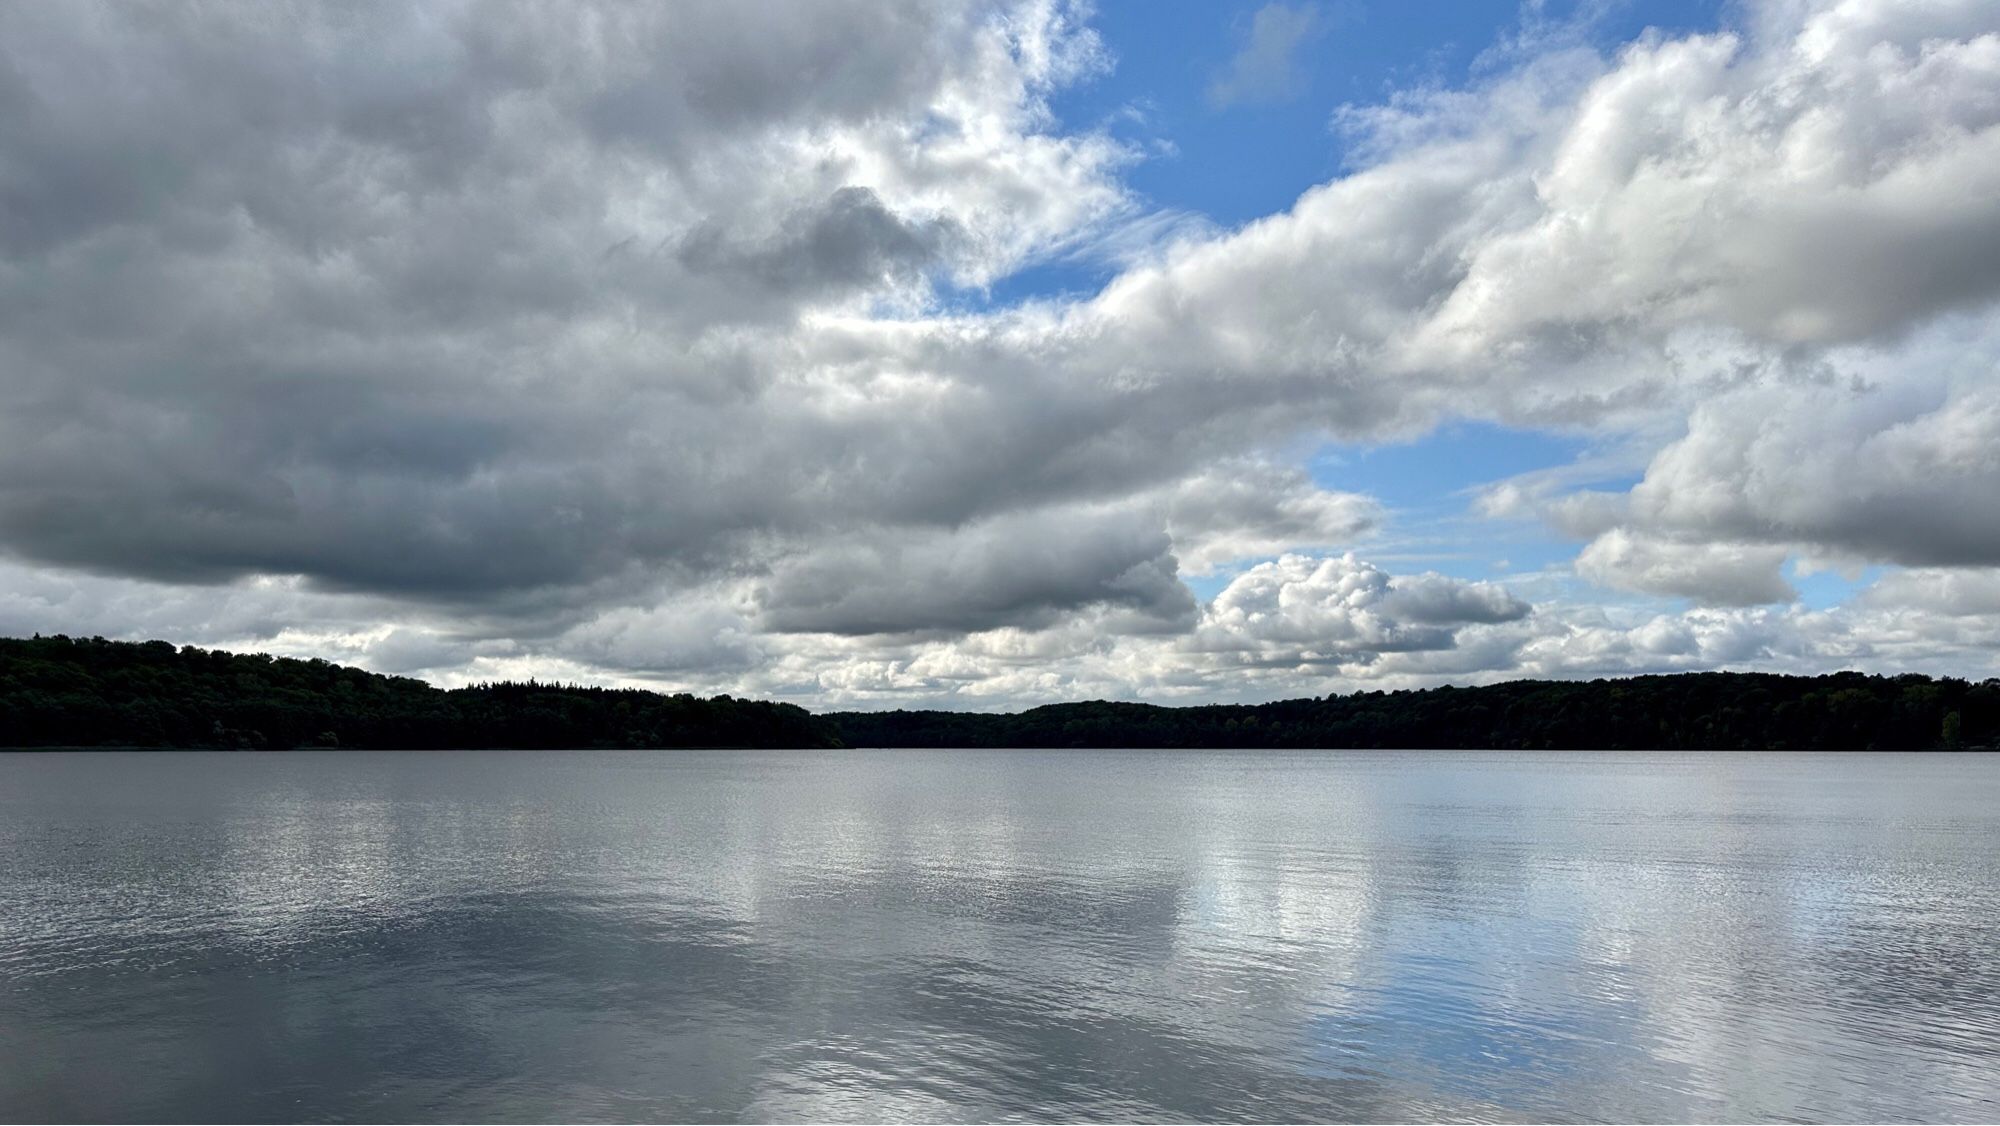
[0,0,1138,605]
[1609,375,2000,566]
[1520,321,2000,606]
[676,186,961,302]
[721,551,1543,706]
[1208,3,1324,108]
[1861,568,2000,616]
[1191,553,1529,659]
[1400,5,2000,358]
[751,503,1197,637]
[557,596,768,676]
[1165,461,1379,574]
[1575,530,1796,606]
[8,542,2000,710]
[2,1,2000,701]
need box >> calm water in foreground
[2,750,1997,1123]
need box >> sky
[2,0,1999,709]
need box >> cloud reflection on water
[2,750,1997,1122]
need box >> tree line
[829,673,1996,750]
[1,634,1992,750]
[0,634,838,749]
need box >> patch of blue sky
[1790,562,1885,611]
[1177,422,1634,597]
[1312,421,1633,581]
[1310,420,1593,511]
[968,256,1123,311]
[1384,526,1579,584]
[1182,571,1236,603]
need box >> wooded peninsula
[1,634,1991,751]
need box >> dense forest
[829,671,1997,751]
[0,635,838,749]
[1,634,1993,750]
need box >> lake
[2,749,1996,1122]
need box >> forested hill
[0,635,838,749]
[1,634,1994,750]
[831,673,1998,751]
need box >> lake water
[2,750,1997,1123]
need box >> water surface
[2,750,1996,1122]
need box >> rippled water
[2,750,1997,1123]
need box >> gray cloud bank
[2,0,1999,704]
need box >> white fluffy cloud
[1166,463,1379,575]
[1194,554,1527,657]
[1575,530,1796,606]
[1520,318,2000,604]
